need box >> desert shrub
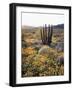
[22,47,37,56]
[22,45,64,77]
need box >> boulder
[56,42,64,51]
[57,56,64,65]
[38,45,50,55]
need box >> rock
[38,45,50,55]
[56,42,64,51]
[57,56,64,65]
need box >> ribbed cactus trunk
[40,24,53,46]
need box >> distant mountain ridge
[22,24,64,30]
[53,24,64,29]
[22,25,35,30]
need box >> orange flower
[22,47,36,55]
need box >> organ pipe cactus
[40,24,53,46]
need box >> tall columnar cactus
[40,24,53,46]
